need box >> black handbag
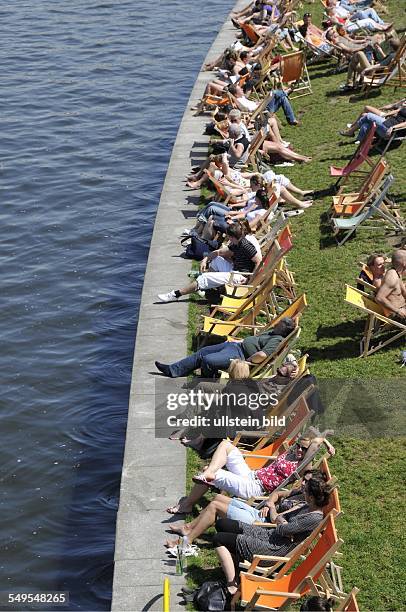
[193,580,230,611]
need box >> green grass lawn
[183,1,406,608]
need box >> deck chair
[233,355,311,447]
[240,21,261,45]
[337,588,360,611]
[245,127,268,171]
[376,122,406,157]
[234,512,342,610]
[239,394,315,470]
[331,157,389,213]
[362,38,406,93]
[203,168,245,205]
[256,210,288,250]
[199,273,277,340]
[344,285,406,357]
[331,175,397,246]
[278,50,312,98]
[330,123,376,189]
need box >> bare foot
[170,523,191,536]
[299,201,313,209]
[186,180,200,189]
[165,537,180,548]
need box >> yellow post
[163,577,170,612]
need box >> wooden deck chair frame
[332,174,396,246]
[336,587,360,611]
[199,273,278,341]
[345,285,406,357]
[245,127,268,171]
[278,50,312,98]
[330,123,376,189]
[362,37,406,93]
[231,379,313,454]
[332,156,389,209]
[255,206,286,245]
[234,511,342,610]
[236,393,315,469]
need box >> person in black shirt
[158,224,261,302]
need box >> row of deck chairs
[221,385,361,609]
[328,125,405,245]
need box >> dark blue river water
[0,1,235,609]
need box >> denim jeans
[266,90,296,124]
[357,112,388,141]
[198,201,229,223]
[168,341,245,378]
[352,8,384,24]
[341,0,372,11]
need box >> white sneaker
[347,123,352,128]
[158,290,178,302]
[197,290,206,298]
[181,228,192,236]
[167,544,199,558]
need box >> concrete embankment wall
[112,1,246,609]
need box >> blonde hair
[228,359,251,379]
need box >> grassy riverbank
[183,0,405,608]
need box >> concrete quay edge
[112,1,246,610]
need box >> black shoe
[155,361,173,377]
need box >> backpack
[193,580,230,611]
[181,233,219,261]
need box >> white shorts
[196,257,246,290]
[196,271,246,291]
[212,448,264,499]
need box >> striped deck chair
[345,285,406,357]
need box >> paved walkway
[111,2,246,610]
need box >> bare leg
[287,182,314,196]
[216,546,238,594]
[280,186,313,209]
[202,439,235,480]
[186,497,231,543]
[178,280,198,296]
[261,141,311,163]
[268,117,283,144]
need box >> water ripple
[0,0,235,609]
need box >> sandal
[166,497,193,515]
[192,473,218,490]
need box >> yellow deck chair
[200,273,277,339]
[345,285,406,357]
